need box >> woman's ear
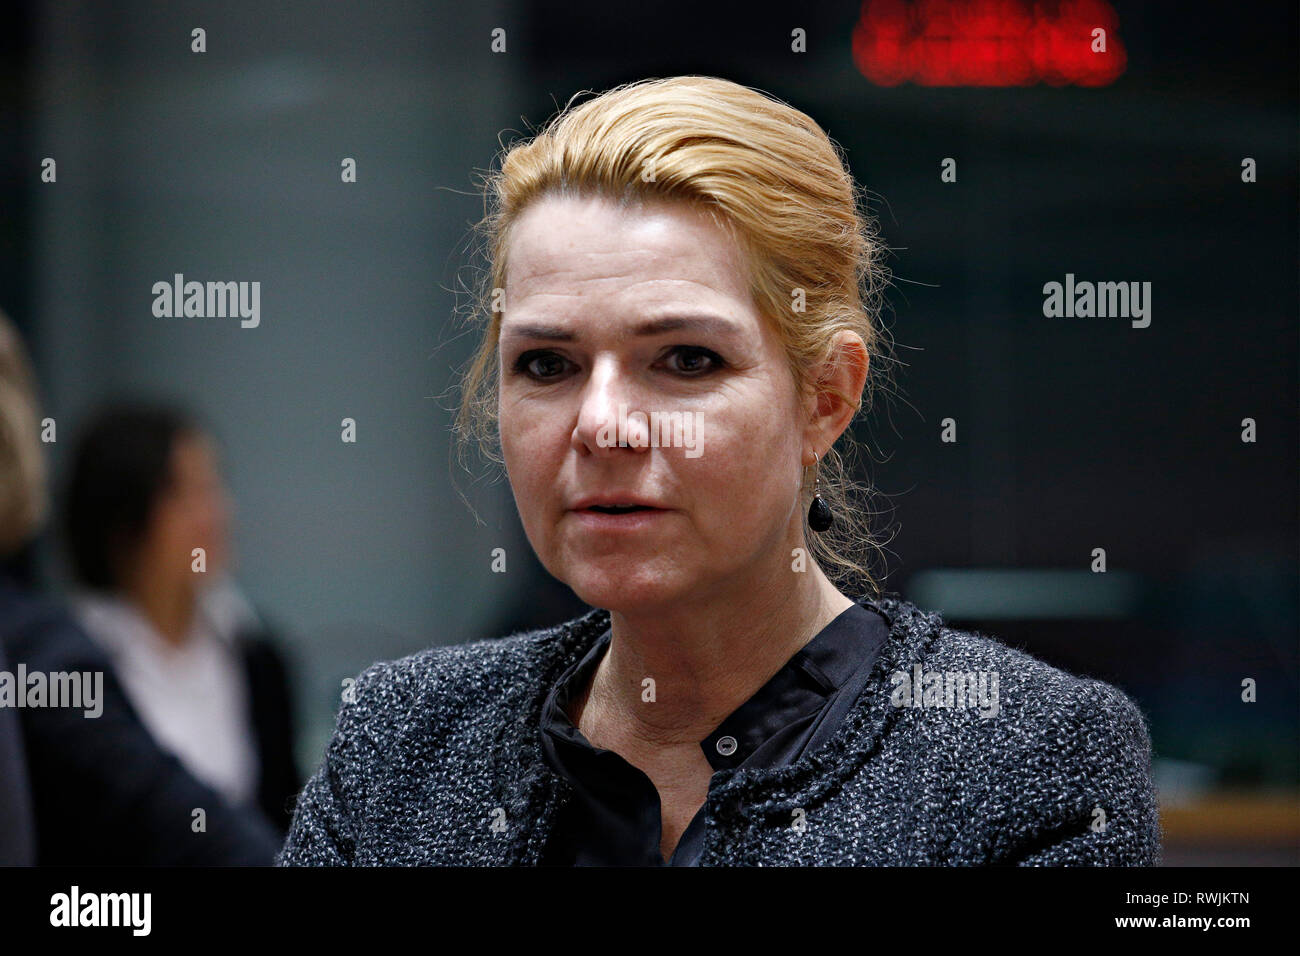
[805,331,869,449]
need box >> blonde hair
[453,75,896,596]
[0,309,49,556]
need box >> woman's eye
[514,351,570,380]
[663,346,724,375]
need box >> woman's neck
[579,562,854,752]
[123,575,197,648]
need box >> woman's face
[498,193,810,613]
[135,431,233,588]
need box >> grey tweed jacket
[277,595,1163,866]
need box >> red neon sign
[852,0,1127,87]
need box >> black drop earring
[807,451,834,532]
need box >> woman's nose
[572,358,649,454]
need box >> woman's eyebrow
[501,313,742,343]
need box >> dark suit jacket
[0,573,289,864]
[0,638,36,864]
[279,595,1161,866]
[237,628,302,833]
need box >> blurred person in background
[0,307,285,863]
[62,403,301,834]
[0,312,41,864]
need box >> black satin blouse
[538,599,891,866]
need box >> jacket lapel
[484,607,610,865]
[694,595,940,863]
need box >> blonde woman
[279,76,1160,866]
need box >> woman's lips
[570,506,670,530]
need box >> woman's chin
[563,565,689,614]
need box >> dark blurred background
[0,0,1295,864]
